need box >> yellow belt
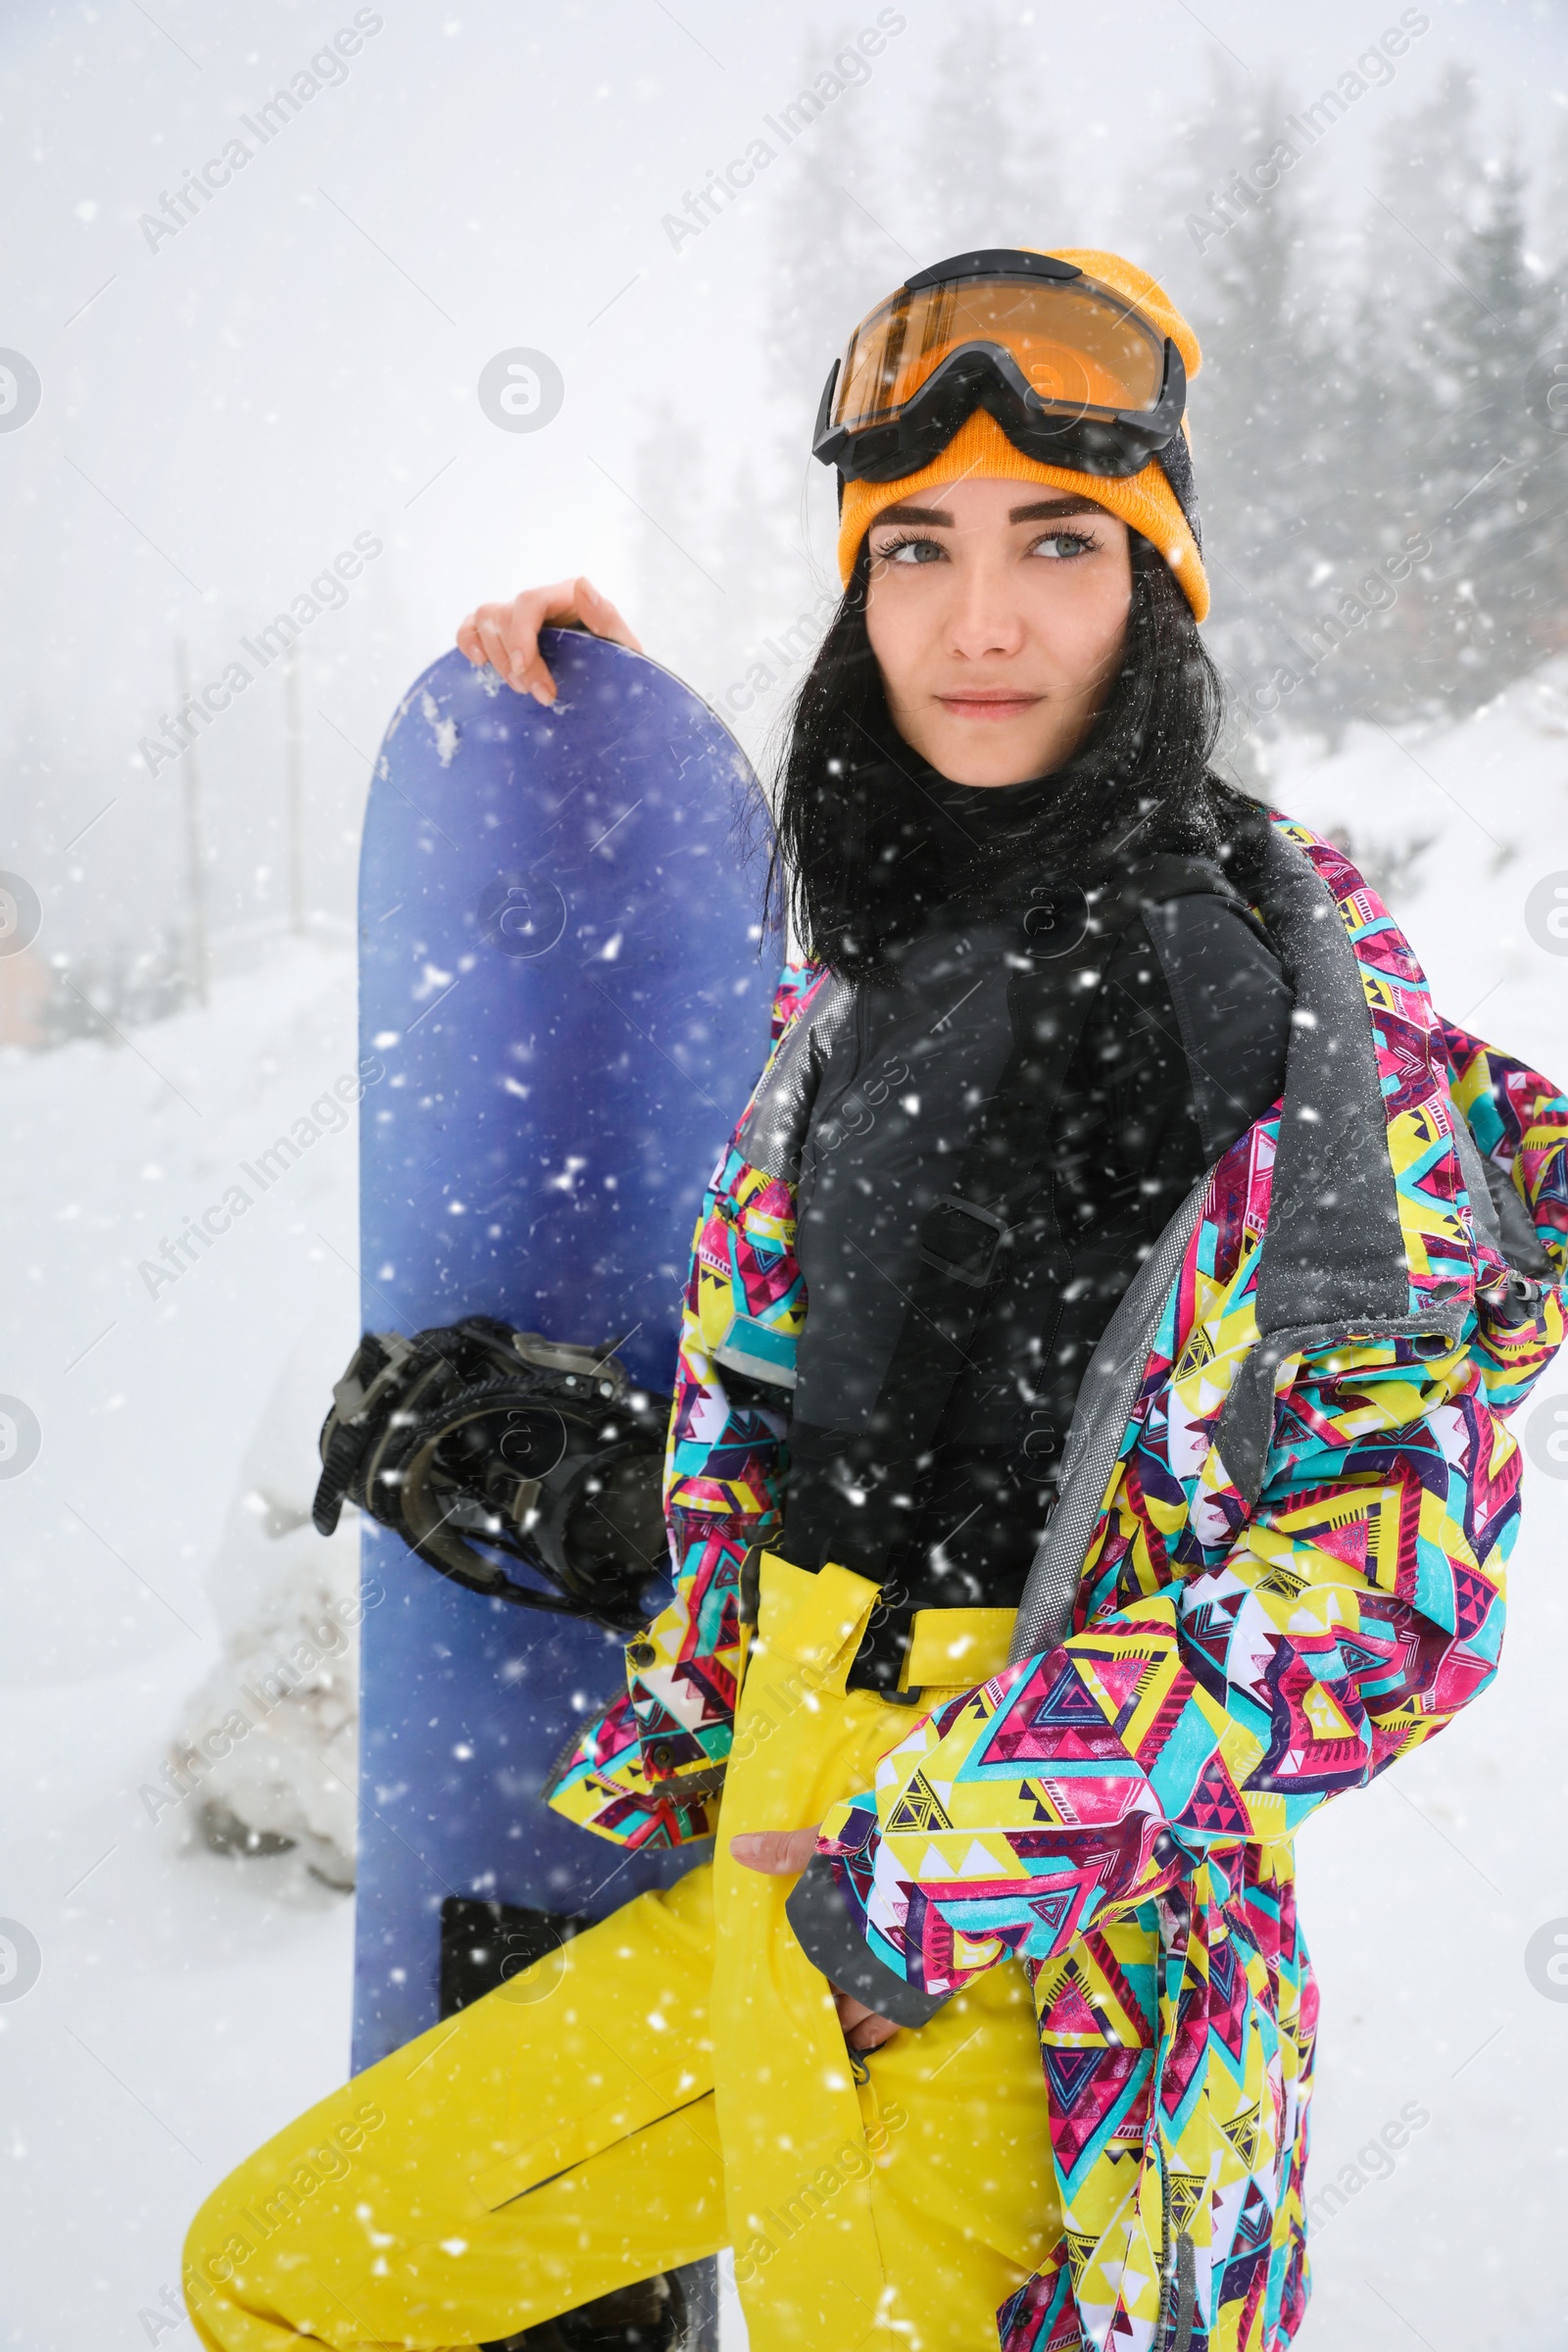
[899,1604,1016,1692]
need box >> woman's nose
[945,564,1026,661]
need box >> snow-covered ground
[1,942,367,2352]
[4,663,1568,2352]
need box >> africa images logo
[0,350,42,433]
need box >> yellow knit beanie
[834,247,1208,623]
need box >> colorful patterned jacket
[547,816,1568,2350]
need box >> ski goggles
[812,249,1187,486]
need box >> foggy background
[5,0,1567,1011]
[4,3,1568,2348]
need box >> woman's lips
[935,693,1042,723]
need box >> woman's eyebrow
[871,502,953,527]
[1009,496,1103,522]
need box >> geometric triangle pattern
[1185,1751,1251,1838]
[885,1772,954,1834]
[1043,2043,1105,2113]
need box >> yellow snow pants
[184,1556,1060,2352]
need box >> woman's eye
[1030,531,1097,561]
[877,535,946,565]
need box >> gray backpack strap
[1008,1171,1210,1663]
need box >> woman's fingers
[454,577,643,705]
[832,1989,900,2054]
[725,1827,900,2052]
[458,600,539,692]
[571,575,645,654]
[728,1827,819,1875]
[485,585,564,703]
[474,612,519,689]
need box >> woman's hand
[828,1984,901,2058]
[729,1827,818,1874]
[729,1828,900,2057]
[456,576,643,705]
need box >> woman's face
[863,475,1134,787]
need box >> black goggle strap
[1153,421,1201,552]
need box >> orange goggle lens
[831,272,1169,431]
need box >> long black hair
[762,526,1265,981]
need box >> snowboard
[351,629,773,2074]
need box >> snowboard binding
[313,1317,670,1633]
[481,2272,692,2351]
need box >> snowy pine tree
[628,28,899,742]
[1396,153,1568,712]
[624,398,725,696]
[1142,58,1567,743]
[906,5,1061,254]
[1310,64,1485,724]
[1155,68,1337,745]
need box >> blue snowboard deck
[352,632,772,2070]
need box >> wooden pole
[284,651,306,938]
[173,640,209,1008]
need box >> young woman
[184,248,1565,2352]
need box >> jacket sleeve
[545,960,817,1849]
[1444,1021,1568,1266]
[806,1338,1523,2003]
[1444,1023,1568,1405]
